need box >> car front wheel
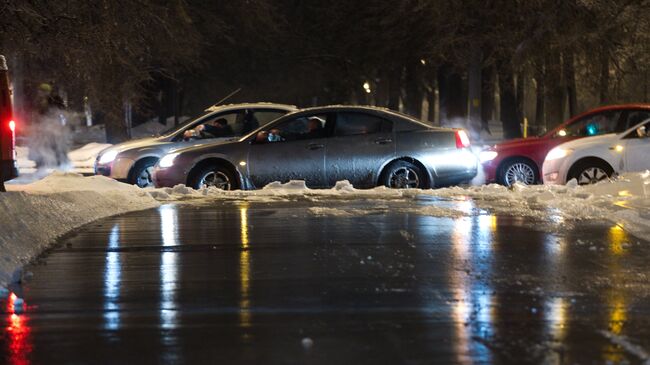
[130,160,156,188]
[567,160,614,185]
[191,165,238,190]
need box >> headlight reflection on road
[239,203,252,331]
[449,214,496,363]
[608,225,628,256]
[103,225,121,331]
[159,205,179,331]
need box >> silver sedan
[154,106,478,190]
[153,106,478,190]
[94,103,296,187]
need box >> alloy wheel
[388,167,420,189]
[504,163,536,186]
[577,167,608,185]
[199,170,232,190]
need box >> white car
[543,118,650,185]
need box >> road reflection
[5,293,31,365]
[239,203,252,335]
[159,205,179,331]
[103,225,121,331]
[449,213,496,363]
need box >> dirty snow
[0,172,159,288]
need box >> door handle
[374,138,393,145]
[307,143,325,150]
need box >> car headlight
[479,150,498,163]
[98,149,119,164]
[545,147,573,161]
[159,153,180,168]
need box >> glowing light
[614,145,624,153]
[420,59,426,65]
[546,147,573,161]
[558,129,567,137]
[239,161,246,166]
[479,150,498,163]
[7,292,32,364]
[103,225,121,331]
[617,190,630,197]
[545,297,568,339]
[362,81,371,94]
[608,225,628,255]
[159,205,179,331]
[239,203,252,331]
[9,120,15,132]
[586,124,598,136]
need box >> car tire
[498,158,538,186]
[190,164,238,190]
[567,159,614,185]
[129,160,157,188]
[381,160,426,189]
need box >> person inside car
[184,118,234,140]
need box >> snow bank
[150,173,650,239]
[1,172,159,288]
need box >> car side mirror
[636,126,648,138]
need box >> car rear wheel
[381,161,425,189]
[567,160,614,185]
[499,158,538,186]
[129,160,157,188]
[191,165,238,190]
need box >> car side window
[561,111,623,137]
[624,120,650,139]
[334,112,393,137]
[258,114,329,143]
[626,110,650,130]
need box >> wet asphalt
[2,196,650,365]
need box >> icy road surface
[2,199,650,364]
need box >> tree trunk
[599,47,609,104]
[534,66,545,130]
[497,59,522,139]
[403,63,422,118]
[481,64,495,134]
[516,71,525,124]
[564,51,577,117]
[437,65,449,123]
[104,107,130,144]
[467,46,482,137]
[387,68,401,111]
[545,52,565,130]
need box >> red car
[480,104,650,186]
[0,55,17,186]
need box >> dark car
[153,106,478,190]
[480,104,650,186]
[0,55,17,187]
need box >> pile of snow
[1,172,159,288]
[149,173,650,239]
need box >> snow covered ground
[2,170,649,290]
[0,173,159,288]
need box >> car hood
[553,133,619,150]
[107,136,164,153]
[166,139,243,157]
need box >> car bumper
[541,159,565,185]
[94,157,134,180]
[152,166,189,188]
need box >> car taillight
[9,120,15,133]
[455,130,470,149]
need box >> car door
[623,120,650,173]
[246,113,333,188]
[325,112,395,188]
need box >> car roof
[279,105,434,128]
[205,102,297,112]
[548,103,650,136]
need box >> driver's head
[307,117,322,131]
[211,118,228,128]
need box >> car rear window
[334,112,392,136]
